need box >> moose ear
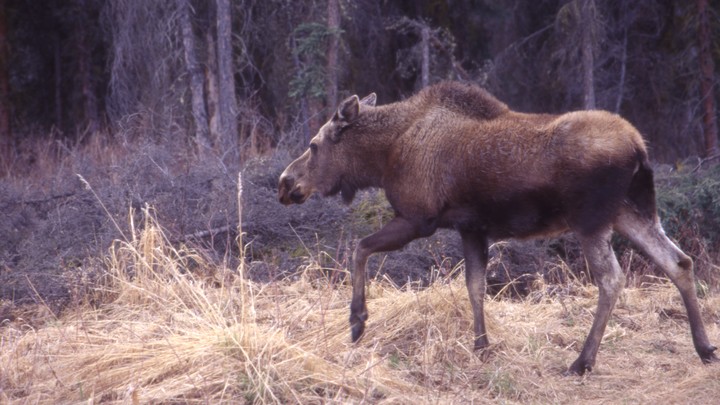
[360,93,377,107]
[337,95,360,123]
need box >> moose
[278,81,717,375]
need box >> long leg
[614,208,718,363]
[350,216,421,342]
[460,231,490,351]
[568,227,626,375]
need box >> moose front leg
[350,216,421,342]
[460,231,490,352]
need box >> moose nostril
[278,174,299,204]
[280,175,295,189]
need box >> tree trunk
[287,13,311,143]
[698,0,718,157]
[326,0,340,112]
[581,0,596,110]
[420,24,430,89]
[75,0,98,134]
[179,0,211,154]
[216,0,239,165]
[614,29,628,114]
[205,20,220,145]
[0,0,9,158]
[53,32,63,133]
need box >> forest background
[3,0,720,162]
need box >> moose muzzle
[278,174,308,205]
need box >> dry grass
[1,209,720,403]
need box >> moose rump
[278,81,717,375]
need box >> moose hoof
[566,359,592,376]
[350,322,365,343]
[349,310,368,343]
[700,345,719,364]
[475,346,491,362]
[473,338,491,360]
[473,337,489,350]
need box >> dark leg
[460,231,490,351]
[350,216,421,342]
[614,208,718,364]
[568,227,626,375]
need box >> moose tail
[626,149,657,220]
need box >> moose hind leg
[568,228,626,375]
[614,209,718,363]
[460,231,490,351]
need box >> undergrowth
[655,164,720,288]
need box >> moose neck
[346,101,418,188]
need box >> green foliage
[656,165,720,245]
[650,164,720,287]
[288,22,343,100]
[289,64,326,100]
[348,191,394,233]
[483,369,521,400]
[292,23,337,57]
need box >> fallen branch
[181,225,234,241]
[691,153,720,173]
[20,192,76,205]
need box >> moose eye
[309,143,318,154]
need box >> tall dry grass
[1,205,720,403]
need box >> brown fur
[278,81,717,375]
